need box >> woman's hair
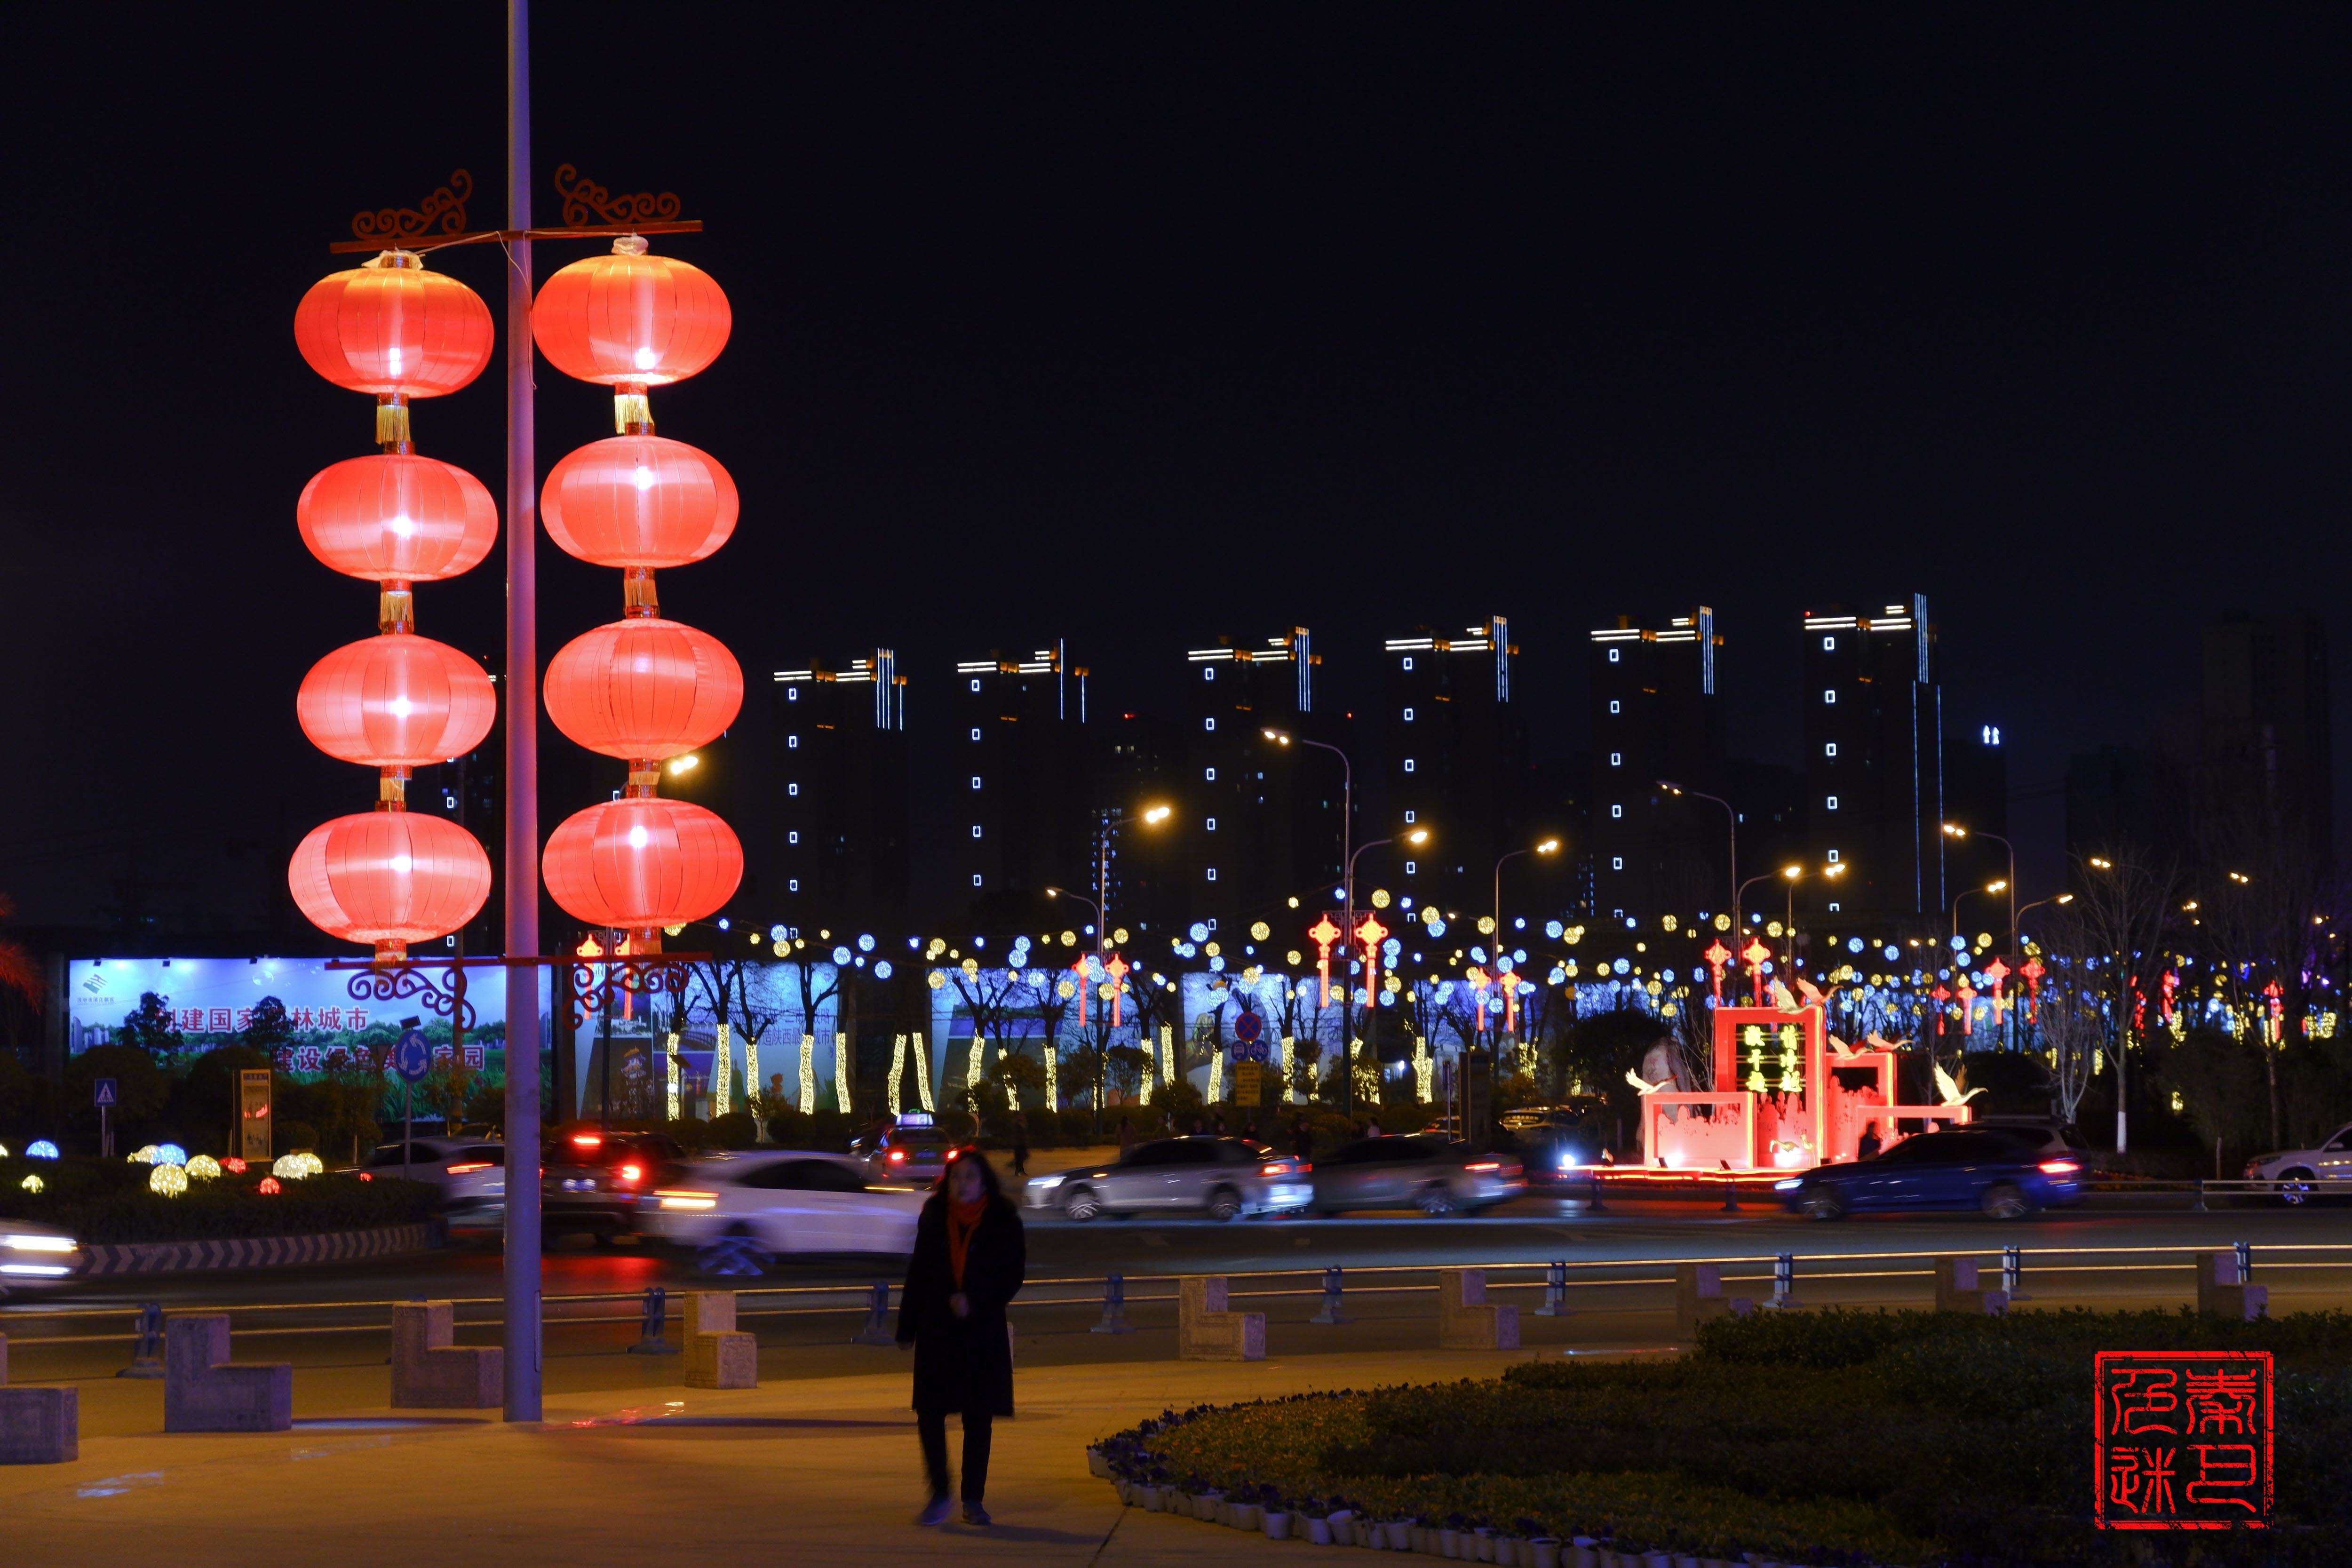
[936,1146,1005,1200]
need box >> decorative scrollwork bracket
[341,962,479,1033]
[350,170,475,247]
[570,955,696,1030]
[553,163,683,230]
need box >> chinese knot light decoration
[289,250,496,960]
[535,237,742,946]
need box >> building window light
[971,825,983,838]
[1206,868,1218,882]
[970,776,982,789]
[1822,636,1835,651]
[1825,742,1836,758]
[1403,758,1415,773]
[1611,804,1622,819]
[969,727,980,741]
[1608,699,1620,714]
[1204,767,1216,781]
[1612,857,1624,871]
[787,734,799,748]
[1609,752,1621,767]
[1826,796,1838,811]
[969,678,981,692]
[787,831,800,844]
[1823,689,1836,704]
[1403,707,1414,721]
[788,783,800,797]
[1205,817,1217,831]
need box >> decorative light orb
[532,243,731,387]
[1371,889,1391,909]
[297,634,496,768]
[19,1174,42,1194]
[297,454,497,581]
[542,618,742,760]
[294,255,495,398]
[1250,921,1271,941]
[540,436,738,567]
[27,1140,58,1160]
[150,1163,189,1198]
[0,1142,7,1159]
[272,1152,323,1180]
[289,812,492,950]
[221,1156,247,1174]
[541,796,743,931]
[186,1154,222,1181]
[129,1144,160,1164]
[153,1143,188,1167]
[257,1176,283,1195]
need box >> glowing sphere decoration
[288,812,492,955]
[186,1154,222,1181]
[541,796,743,932]
[294,254,494,398]
[19,1174,41,1194]
[128,1145,159,1165]
[273,1153,324,1180]
[257,1177,282,1195]
[542,618,742,761]
[27,1140,58,1160]
[297,634,496,768]
[532,240,731,387]
[221,1157,247,1174]
[298,454,498,581]
[150,1163,189,1198]
[153,1144,188,1167]
[540,436,737,567]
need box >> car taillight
[446,1162,492,1175]
[569,1133,602,1148]
[655,1190,718,1210]
[1466,1161,1500,1172]
[2039,1159,2081,1175]
[1259,1160,1300,1177]
[617,1164,642,1184]
[889,1149,907,1162]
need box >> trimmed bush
[0,1156,436,1242]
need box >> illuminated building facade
[766,651,909,930]
[1178,629,1338,930]
[1378,617,1531,917]
[1588,609,1725,923]
[1802,597,1946,918]
[948,642,1089,907]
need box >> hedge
[1100,1308,2352,1566]
[0,1157,437,1243]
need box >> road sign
[92,1077,117,1107]
[238,1069,273,1164]
[392,1027,432,1084]
[1231,1009,1268,1061]
[1233,1061,1263,1106]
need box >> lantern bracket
[350,170,476,249]
[331,164,702,254]
[324,950,711,1034]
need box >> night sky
[6,5,2349,932]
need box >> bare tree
[2065,849,2180,1152]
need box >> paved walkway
[1,1347,1535,1565]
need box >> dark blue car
[1774,1127,2086,1220]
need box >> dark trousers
[918,1409,993,1502]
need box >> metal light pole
[1660,781,1736,917]
[1491,839,1559,1051]
[1952,882,2005,944]
[1944,824,2016,950]
[1265,730,1352,1111]
[501,0,543,1425]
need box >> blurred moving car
[2244,1120,2352,1201]
[1309,1135,1526,1216]
[0,1218,84,1297]
[540,1128,685,1244]
[1775,1127,2085,1219]
[1500,1101,1610,1176]
[850,1110,954,1186]
[1025,1137,1311,1221]
[1966,1115,2097,1166]
[639,1150,928,1270]
[361,1136,506,1225]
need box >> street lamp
[1780,862,1846,969]
[1659,780,1736,916]
[1057,802,1172,959]
[2084,854,2130,1154]
[1943,822,2017,950]
[1492,837,1562,962]
[1952,879,2007,943]
[1265,728,1367,1110]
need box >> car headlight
[1029,1173,1065,1189]
[0,1233,77,1253]
[1772,1178,1803,1192]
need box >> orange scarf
[946,1196,986,1289]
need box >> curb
[80,1222,441,1277]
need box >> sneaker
[962,1503,993,1527]
[915,1496,952,1527]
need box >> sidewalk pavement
[1,1347,1538,1566]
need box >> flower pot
[1305,1516,1333,1545]
[1232,1504,1263,1531]
[1143,1487,1167,1512]
[1265,1512,1293,1542]
[1440,1530,1462,1558]
[1476,1528,1497,1562]
[1087,1448,1109,1479]
[1199,1490,1225,1522]
[1387,1523,1413,1551]
[1525,1540,1560,1568]
[1493,1538,1518,1566]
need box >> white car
[638,1150,928,1269]
[360,1137,507,1229]
[0,1218,85,1296]
[2245,1121,2352,1201]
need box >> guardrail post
[1534,1259,1569,1316]
[2235,1240,2253,1281]
[2001,1244,2029,1302]
[1089,1272,1133,1335]
[853,1281,896,1345]
[119,1302,165,1379]
[2192,1178,2207,1212]
[1769,1252,1797,1309]
[1587,1170,1606,1212]
[625,1286,678,1355]
[1720,1175,1740,1213]
[1309,1265,1348,1325]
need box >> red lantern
[542,797,742,931]
[532,240,730,388]
[542,619,741,761]
[540,435,737,568]
[297,634,497,768]
[294,255,494,398]
[288,811,492,955]
[298,454,498,582]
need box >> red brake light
[1466,1161,1500,1172]
[446,1162,492,1175]
[2039,1159,2081,1175]
[570,1133,602,1148]
[889,1149,906,1162]
[617,1164,643,1184]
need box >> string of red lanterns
[534,236,743,947]
[288,251,497,960]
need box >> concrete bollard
[1178,1276,1265,1361]
[1768,1253,1798,1310]
[626,1286,679,1355]
[1932,1257,2008,1316]
[853,1282,897,1345]
[1090,1272,1134,1334]
[683,1292,760,1388]
[1309,1266,1348,1325]
[119,1302,165,1380]
[1438,1268,1519,1351]
[2195,1250,2267,1321]
[389,1301,501,1409]
[0,1335,79,1465]
[1534,1260,1569,1317]
[1673,1263,1754,1336]
[164,1315,293,1432]
[2001,1244,2030,1302]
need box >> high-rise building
[766,651,909,931]
[948,642,1090,911]
[2201,612,2332,861]
[1802,597,1945,919]
[1378,617,1530,917]
[1178,629,1338,930]
[1588,610,1725,923]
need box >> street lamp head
[1782,865,1803,881]
[2088,856,2114,870]
[1941,822,1966,839]
[1535,838,1561,855]
[1141,804,1172,826]
[2228,870,2250,884]
[1986,879,2008,894]
[666,753,700,776]
[1405,828,1430,845]
[1658,780,1682,794]
[1044,887,1062,899]
[1823,862,1848,878]
[1262,728,1290,745]
[2057,893,2074,905]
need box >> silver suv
[361,1136,505,1225]
[1308,1135,1526,1216]
[1025,1137,1311,1222]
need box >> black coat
[896,1192,1025,1417]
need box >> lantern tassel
[613,381,652,435]
[376,393,413,453]
[622,567,658,618]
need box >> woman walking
[898,1147,1026,1525]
